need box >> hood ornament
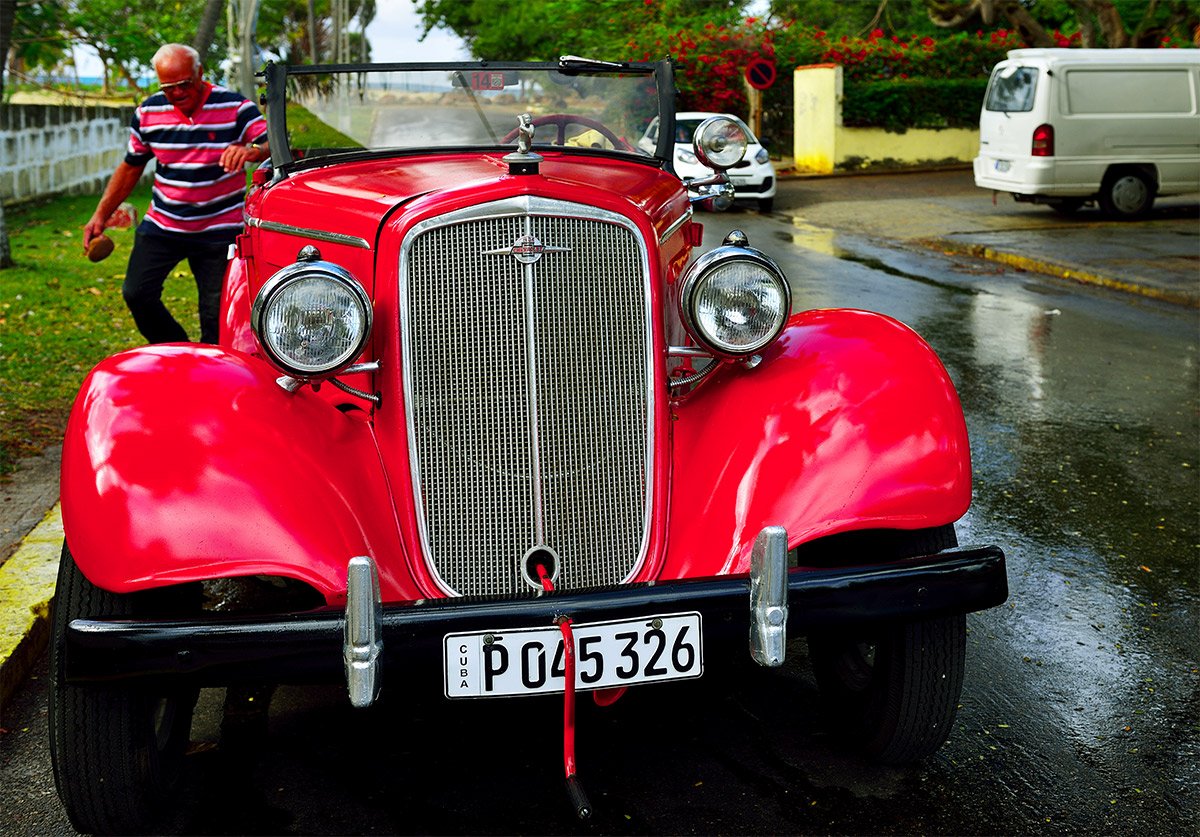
[503,112,543,175]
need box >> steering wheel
[501,114,629,151]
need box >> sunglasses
[159,78,198,93]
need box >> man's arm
[83,161,145,249]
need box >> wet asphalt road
[2,174,1197,835]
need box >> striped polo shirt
[126,83,267,242]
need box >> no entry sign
[745,57,777,91]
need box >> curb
[0,503,60,712]
[923,238,1200,309]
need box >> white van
[974,48,1200,218]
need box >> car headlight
[754,147,770,165]
[680,242,790,357]
[677,148,697,165]
[692,116,748,171]
[251,257,372,377]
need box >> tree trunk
[194,0,226,65]
[307,0,318,62]
[0,203,12,269]
[1001,3,1057,47]
[0,0,16,97]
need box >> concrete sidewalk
[2,170,1197,711]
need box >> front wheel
[808,613,966,764]
[805,524,966,763]
[49,543,198,835]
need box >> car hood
[250,152,684,249]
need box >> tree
[926,0,1198,47]
[1,0,14,269]
[194,0,225,64]
[413,0,745,61]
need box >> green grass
[0,183,203,475]
[0,107,355,475]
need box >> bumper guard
[64,532,1007,706]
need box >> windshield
[985,66,1038,112]
[263,59,674,171]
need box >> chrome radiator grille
[402,199,651,597]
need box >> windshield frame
[260,59,678,177]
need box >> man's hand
[82,218,107,252]
[220,142,267,173]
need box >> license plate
[444,612,703,698]
[994,159,1012,173]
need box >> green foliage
[9,1,72,73]
[413,0,743,61]
[0,186,161,474]
[842,78,989,132]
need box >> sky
[72,0,470,77]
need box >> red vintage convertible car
[50,58,1007,833]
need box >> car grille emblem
[484,234,570,265]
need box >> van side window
[985,67,1037,112]
[1066,69,1194,114]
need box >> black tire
[757,197,774,212]
[49,543,198,835]
[807,525,966,764]
[1098,169,1154,219]
[1047,198,1085,216]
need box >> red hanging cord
[536,563,590,817]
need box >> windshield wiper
[558,55,630,71]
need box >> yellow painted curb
[927,239,1200,309]
[0,503,62,710]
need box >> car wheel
[807,525,966,764]
[1098,169,1154,219]
[1047,198,1084,216]
[49,543,199,835]
[757,197,774,212]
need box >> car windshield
[985,66,1038,112]
[264,59,674,170]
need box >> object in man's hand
[87,234,114,262]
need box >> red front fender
[665,309,973,576]
[60,345,415,603]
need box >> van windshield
[985,66,1037,112]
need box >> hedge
[841,78,990,133]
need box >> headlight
[680,243,790,357]
[754,147,770,165]
[251,258,372,377]
[692,116,748,171]
[677,148,698,165]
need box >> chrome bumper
[63,530,1008,707]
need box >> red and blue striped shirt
[126,83,267,242]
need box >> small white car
[640,111,777,211]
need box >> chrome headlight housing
[692,116,748,171]
[251,258,372,378]
[679,244,790,357]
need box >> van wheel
[1099,170,1154,219]
[49,543,199,835]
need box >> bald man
[83,44,269,344]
